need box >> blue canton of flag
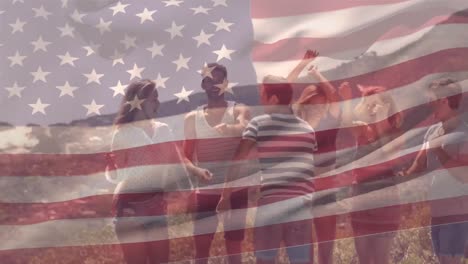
[1,0,258,128]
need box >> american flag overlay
[2,0,468,263]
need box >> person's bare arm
[215,104,251,136]
[286,50,319,83]
[308,66,340,118]
[338,82,356,127]
[183,112,213,181]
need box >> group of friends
[107,50,468,264]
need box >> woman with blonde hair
[340,83,405,264]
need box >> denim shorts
[254,198,313,263]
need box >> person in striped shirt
[219,75,317,264]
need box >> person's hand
[338,81,353,100]
[216,194,231,213]
[214,123,231,136]
[395,170,409,177]
[303,49,319,62]
[307,65,320,77]
[193,167,213,182]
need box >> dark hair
[261,76,293,105]
[114,79,156,125]
[206,62,227,79]
[428,78,462,110]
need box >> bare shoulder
[184,111,196,123]
[184,111,197,139]
[233,103,251,115]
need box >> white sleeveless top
[193,101,241,190]
[111,121,192,196]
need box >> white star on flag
[57,23,75,38]
[191,6,211,15]
[163,0,183,7]
[213,44,235,61]
[172,54,191,71]
[193,30,214,47]
[31,66,51,83]
[95,18,112,34]
[110,1,129,16]
[56,82,78,97]
[83,42,101,56]
[127,64,145,80]
[111,50,125,66]
[174,86,193,103]
[31,36,51,52]
[9,18,27,34]
[8,51,27,67]
[215,79,238,95]
[136,8,157,24]
[29,98,50,115]
[83,69,104,84]
[127,95,146,111]
[5,82,25,98]
[120,34,137,50]
[57,52,79,66]
[211,18,233,32]
[212,0,228,7]
[201,65,216,78]
[154,73,169,89]
[110,81,127,97]
[147,42,165,58]
[83,100,104,116]
[165,21,184,39]
[33,5,52,20]
[197,62,208,75]
[70,9,86,23]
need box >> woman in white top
[109,79,192,264]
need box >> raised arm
[307,66,340,118]
[286,50,319,83]
[337,81,356,127]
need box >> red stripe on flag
[3,146,467,225]
[2,195,468,262]
[251,0,410,18]
[2,90,464,177]
[252,16,468,61]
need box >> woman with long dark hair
[109,79,192,263]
